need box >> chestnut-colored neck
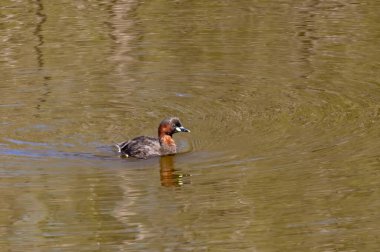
[158,123,177,154]
[158,124,173,140]
[159,135,175,146]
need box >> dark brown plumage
[116,117,190,159]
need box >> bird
[116,117,190,159]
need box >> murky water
[1,0,380,251]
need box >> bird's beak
[176,126,190,133]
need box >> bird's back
[117,136,161,159]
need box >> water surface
[1,0,380,251]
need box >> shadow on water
[33,0,51,118]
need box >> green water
[1,1,379,251]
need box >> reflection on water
[160,155,190,187]
[1,0,380,251]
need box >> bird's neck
[159,134,175,146]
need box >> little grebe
[116,117,190,159]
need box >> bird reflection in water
[159,155,190,187]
